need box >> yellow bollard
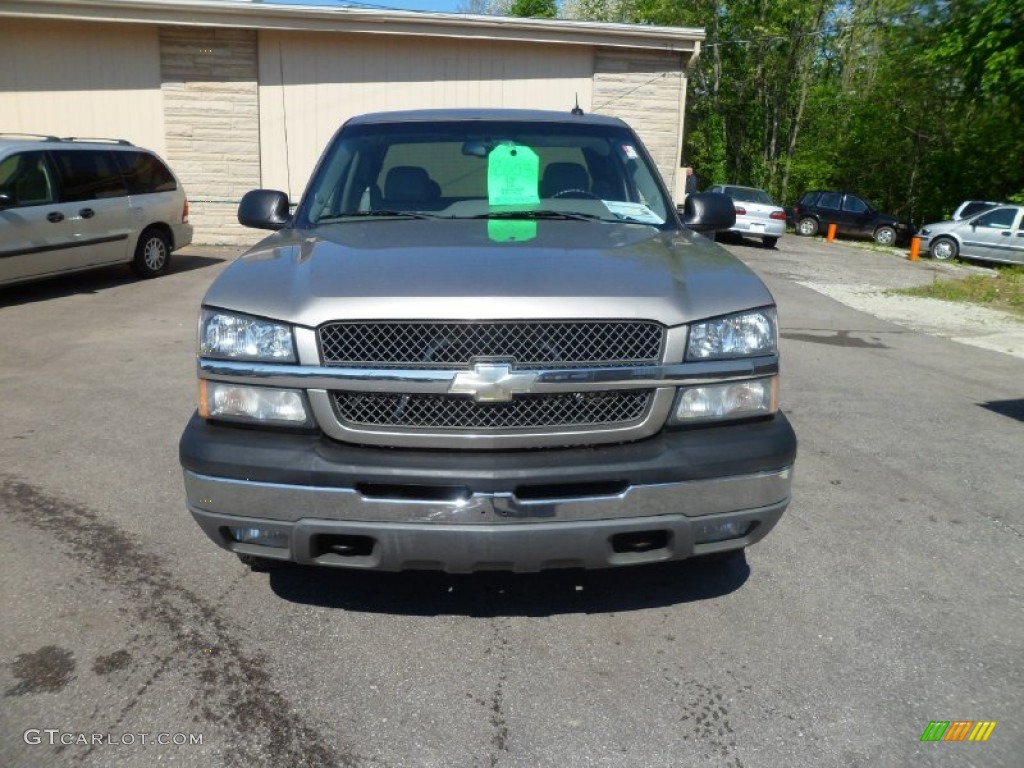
[909,236,920,261]
[826,223,837,243]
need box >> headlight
[670,376,778,424]
[199,309,295,362]
[687,308,777,360]
[200,381,311,426]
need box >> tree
[509,0,558,18]
[927,0,1024,103]
[457,0,514,14]
[494,0,1024,218]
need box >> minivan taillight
[182,200,189,223]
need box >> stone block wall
[160,27,263,247]
[593,51,684,195]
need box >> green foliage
[927,0,1024,103]
[560,0,1024,224]
[509,0,558,18]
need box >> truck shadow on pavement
[980,398,1024,423]
[0,253,226,307]
[267,556,750,616]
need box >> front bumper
[171,221,194,251]
[180,413,796,572]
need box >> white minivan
[0,135,192,287]
[920,204,1024,265]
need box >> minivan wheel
[132,229,171,278]
[796,217,818,236]
[930,236,958,261]
[873,225,897,246]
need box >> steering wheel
[551,189,600,199]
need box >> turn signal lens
[670,376,778,424]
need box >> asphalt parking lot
[1,235,1021,767]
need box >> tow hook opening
[610,530,670,554]
[312,534,376,558]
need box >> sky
[262,0,471,15]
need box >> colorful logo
[920,721,997,742]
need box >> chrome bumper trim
[197,356,780,394]
[183,466,792,525]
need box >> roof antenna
[571,94,584,116]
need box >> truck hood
[202,219,774,328]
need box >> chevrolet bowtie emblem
[449,362,537,402]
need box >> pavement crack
[1,475,357,768]
[487,619,511,767]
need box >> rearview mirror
[679,192,737,232]
[238,189,291,230]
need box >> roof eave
[0,0,703,51]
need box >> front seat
[381,166,440,209]
[14,163,52,206]
[540,162,591,198]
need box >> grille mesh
[332,390,653,430]
[318,321,663,369]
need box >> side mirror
[679,192,736,232]
[238,189,290,230]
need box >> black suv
[791,190,914,246]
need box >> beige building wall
[0,12,695,244]
[258,31,595,199]
[159,27,262,247]
[0,18,166,152]
[593,50,685,194]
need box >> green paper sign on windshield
[488,219,537,243]
[487,144,540,206]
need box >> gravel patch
[798,280,1024,359]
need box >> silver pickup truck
[178,109,796,573]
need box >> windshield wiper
[316,210,439,222]
[463,210,607,222]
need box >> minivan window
[0,151,57,207]
[973,208,1017,230]
[116,151,177,195]
[50,149,126,202]
[961,202,996,219]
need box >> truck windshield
[297,119,672,228]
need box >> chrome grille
[332,390,653,430]
[318,321,664,369]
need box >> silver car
[920,204,1024,265]
[0,135,192,287]
[706,184,786,248]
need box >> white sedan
[707,184,787,249]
